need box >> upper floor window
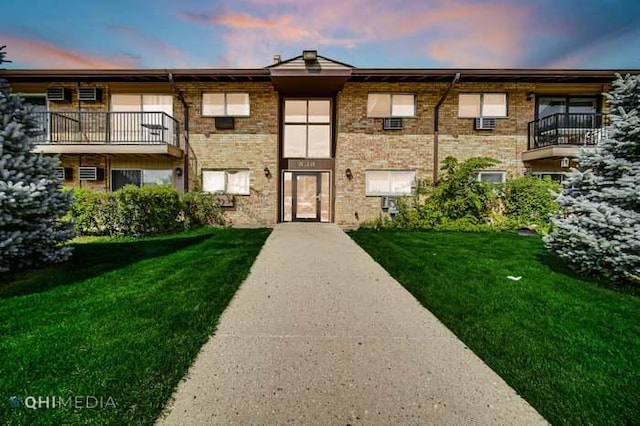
[367,93,416,118]
[458,93,507,118]
[202,93,250,117]
[537,96,597,119]
[111,94,173,116]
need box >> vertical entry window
[283,100,331,158]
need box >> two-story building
[3,51,634,228]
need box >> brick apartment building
[3,51,634,227]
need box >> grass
[349,229,639,425]
[0,227,271,425]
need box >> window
[365,170,415,196]
[202,93,250,117]
[477,171,506,183]
[458,93,507,117]
[537,96,597,118]
[202,170,250,195]
[283,99,331,158]
[532,172,565,183]
[111,169,172,191]
[367,94,416,118]
[110,95,173,142]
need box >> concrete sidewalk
[158,223,546,425]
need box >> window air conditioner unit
[215,117,235,130]
[54,167,65,180]
[474,117,496,130]
[78,167,105,181]
[46,87,70,102]
[78,87,102,102]
[381,196,397,209]
[383,117,403,130]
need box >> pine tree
[0,46,74,272]
[544,74,640,285]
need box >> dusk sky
[2,0,640,70]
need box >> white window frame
[365,170,416,196]
[367,93,416,118]
[477,171,506,183]
[202,169,250,195]
[202,93,250,117]
[458,93,507,118]
[532,172,566,182]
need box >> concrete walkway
[159,223,546,425]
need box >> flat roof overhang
[34,143,183,158]
[522,145,595,162]
[270,69,352,96]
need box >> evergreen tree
[544,74,640,285]
[0,46,74,272]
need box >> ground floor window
[477,171,506,183]
[365,170,415,196]
[111,169,172,191]
[202,170,250,195]
[532,172,565,182]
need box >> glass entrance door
[293,173,320,221]
[283,171,330,222]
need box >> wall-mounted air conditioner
[383,117,403,130]
[46,87,70,102]
[474,117,496,130]
[215,117,235,130]
[78,87,102,102]
[53,167,74,181]
[78,167,105,181]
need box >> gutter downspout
[433,72,460,184]
[169,72,190,192]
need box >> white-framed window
[202,170,250,195]
[111,169,173,191]
[202,93,250,117]
[532,172,565,183]
[365,170,415,196]
[458,93,507,118]
[477,171,506,183]
[367,93,416,118]
[283,99,331,158]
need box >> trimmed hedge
[69,186,225,237]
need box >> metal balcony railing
[29,111,180,147]
[528,113,610,150]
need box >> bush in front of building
[182,191,227,229]
[503,176,561,233]
[70,186,226,237]
[373,157,560,233]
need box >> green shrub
[70,188,114,236]
[182,192,227,229]
[504,176,560,233]
[70,186,191,237]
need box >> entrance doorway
[283,171,330,222]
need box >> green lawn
[0,227,270,425]
[349,229,639,425]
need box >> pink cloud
[178,0,534,67]
[1,35,138,68]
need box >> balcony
[31,111,183,158]
[524,113,610,162]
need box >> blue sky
[2,0,640,69]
